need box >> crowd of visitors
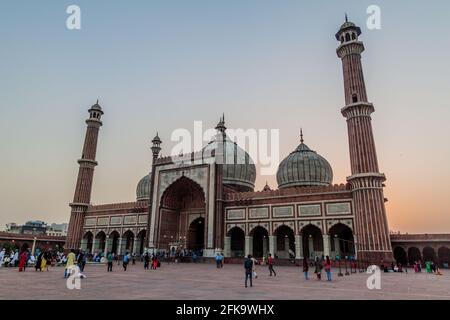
[1,245,447,291]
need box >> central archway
[158,176,206,251]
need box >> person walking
[152,255,159,269]
[132,253,136,265]
[77,251,85,272]
[324,256,332,281]
[144,252,150,270]
[107,252,113,272]
[123,252,130,271]
[251,256,258,279]
[244,255,253,288]
[268,253,276,277]
[303,258,309,280]
[215,253,222,269]
[65,249,76,278]
[35,252,43,272]
[425,261,432,273]
[18,250,28,272]
[0,248,5,268]
[314,257,322,280]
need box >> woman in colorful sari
[64,249,76,278]
[18,250,28,272]
[40,252,47,271]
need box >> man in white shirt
[0,248,5,267]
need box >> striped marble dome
[136,174,151,201]
[276,136,333,189]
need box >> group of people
[425,261,443,275]
[0,248,20,268]
[143,252,161,270]
[379,260,443,275]
[243,253,278,288]
[243,254,334,287]
[104,251,163,272]
[302,256,332,281]
[0,247,71,272]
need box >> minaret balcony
[341,102,375,119]
[77,158,98,168]
[347,173,386,191]
[336,41,365,58]
[85,118,103,127]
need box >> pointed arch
[227,226,245,257]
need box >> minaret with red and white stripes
[336,17,393,263]
[66,101,103,250]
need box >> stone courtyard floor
[1,262,449,300]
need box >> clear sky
[1,0,449,233]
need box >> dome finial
[215,114,227,133]
[345,13,348,23]
[300,128,304,144]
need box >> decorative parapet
[390,233,450,242]
[86,201,149,213]
[224,183,351,201]
[154,149,217,166]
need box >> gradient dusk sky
[0,0,449,233]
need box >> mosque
[65,19,442,265]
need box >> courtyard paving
[0,262,449,300]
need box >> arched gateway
[157,176,206,253]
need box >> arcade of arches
[224,223,356,260]
[393,245,450,267]
[81,229,146,255]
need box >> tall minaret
[146,133,161,249]
[336,18,393,263]
[66,101,103,250]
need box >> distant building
[5,223,20,234]
[47,223,69,236]
[4,221,68,236]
